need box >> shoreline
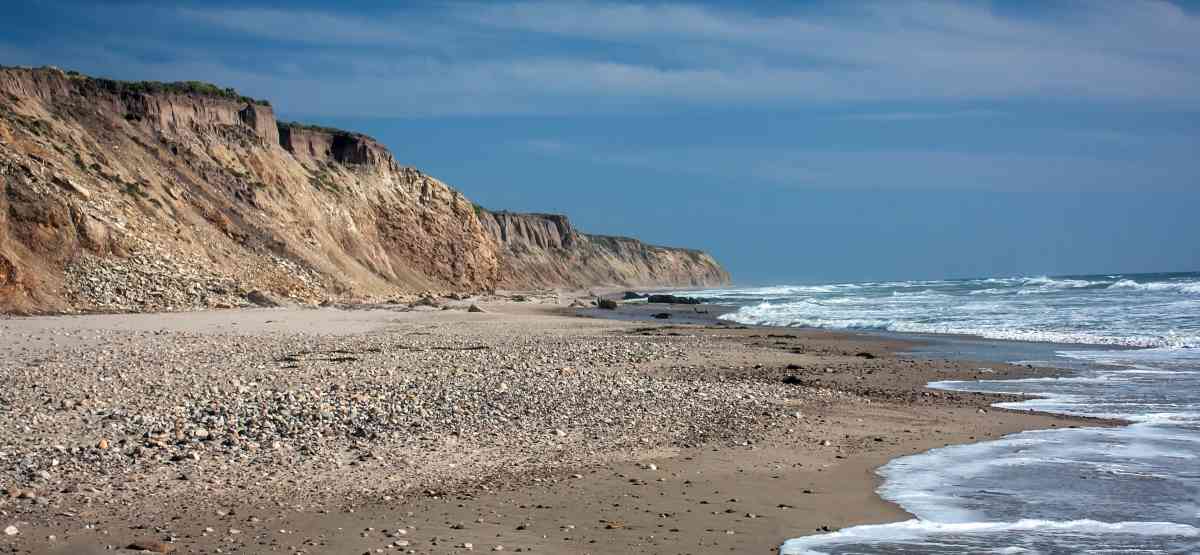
[0,298,1113,554]
[571,298,1138,546]
[584,293,1153,354]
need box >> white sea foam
[780,519,1200,555]
[999,375,1129,384]
[1109,279,1200,294]
[721,304,1200,348]
[757,273,1200,554]
[1021,276,1109,289]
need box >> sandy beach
[0,297,1108,554]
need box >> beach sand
[0,297,1107,554]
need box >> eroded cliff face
[0,67,728,313]
[478,210,730,289]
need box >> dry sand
[0,298,1106,554]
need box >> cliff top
[1,65,271,106]
[277,120,375,141]
[479,208,709,255]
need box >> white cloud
[455,0,1200,99]
[10,1,1200,116]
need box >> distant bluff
[0,67,729,313]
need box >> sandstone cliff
[478,210,729,289]
[0,67,728,313]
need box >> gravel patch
[0,315,847,516]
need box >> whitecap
[1108,279,1200,295]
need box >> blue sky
[3,0,1198,283]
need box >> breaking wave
[681,272,1200,554]
[710,272,1200,349]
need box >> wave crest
[720,304,1198,348]
[1108,279,1200,294]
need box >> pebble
[0,311,857,549]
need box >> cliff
[0,67,729,313]
[478,210,730,289]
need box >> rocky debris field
[63,251,249,312]
[59,243,570,315]
[0,313,853,535]
[62,247,336,313]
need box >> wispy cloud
[500,139,1200,193]
[837,110,1003,121]
[12,0,1195,117]
[513,139,573,154]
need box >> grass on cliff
[60,69,271,106]
[277,120,369,139]
[1,66,270,106]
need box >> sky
[2,0,1198,284]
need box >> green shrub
[277,120,364,139]
[92,77,270,106]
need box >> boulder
[413,296,440,307]
[245,290,283,307]
[597,299,619,310]
[468,304,486,313]
[647,294,703,305]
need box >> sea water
[689,272,1200,554]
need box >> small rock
[126,541,174,553]
[4,525,18,536]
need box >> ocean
[688,272,1200,554]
